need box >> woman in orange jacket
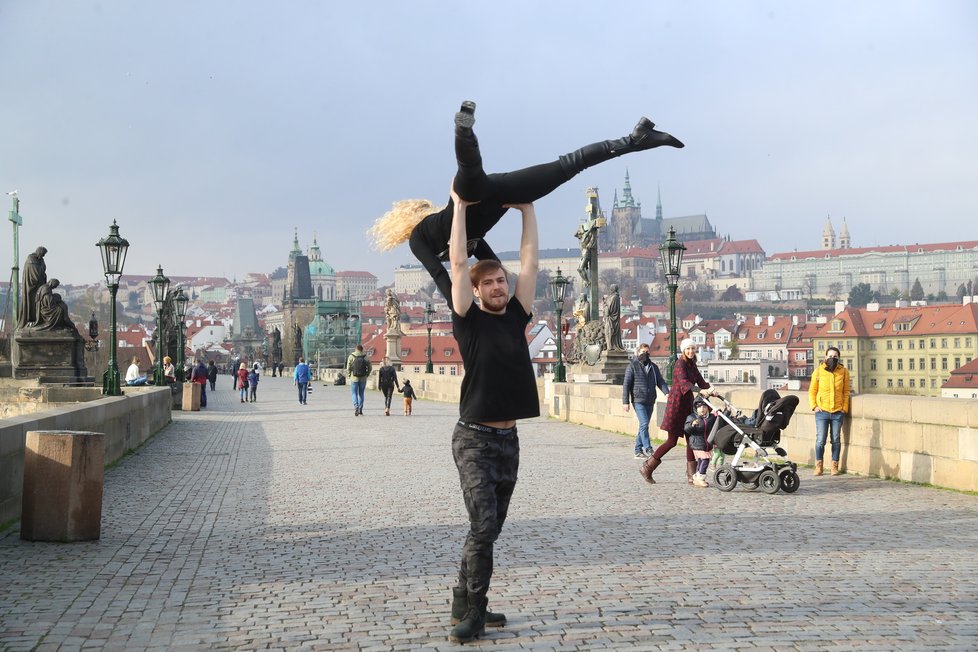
[808,346,851,476]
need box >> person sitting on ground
[125,356,148,386]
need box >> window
[931,378,937,388]
[942,358,948,370]
[910,379,916,388]
[897,340,903,350]
[450,366,457,376]
[919,339,926,349]
[898,379,904,388]
[870,378,877,388]
[954,337,961,348]
[886,359,893,371]
[920,358,925,370]
[817,342,825,351]
[941,338,948,348]
[886,341,893,350]
[930,358,937,370]
[897,359,903,371]
[438,366,445,375]
[930,338,937,348]
[955,357,961,369]
[887,379,893,388]
[909,359,915,371]
[967,337,973,347]
[921,378,925,388]
[846,341,853,351]
[909,340,915,350]
[870,359,877,371]
[870,341,877,351]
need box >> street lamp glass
[173,287,189,321]
[151,265,170,309]
[424,303,434,326]
[96,220,130,285]
[550,267,570,305]
[658,226,686,285]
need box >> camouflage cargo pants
[451,422,520,596]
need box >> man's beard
[480,292,508,312]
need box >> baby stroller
[706,389,800,494]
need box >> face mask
[825,357,838,371]
[638,352,649,363]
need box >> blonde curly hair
[368,199,442,251]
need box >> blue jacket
[622,357,670,406]
[294,363,311,383]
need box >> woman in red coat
[641,339,717,485]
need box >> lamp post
[658,226,686,383]
[424,302,434,374]
[96,220,129,395]
[172,287,189,382]
[549,267,571,382]
[150,265,171,385]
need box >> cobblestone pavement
[2,375,977,651]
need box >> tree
[848,283,879,308]
[890,287,903,302]
[828,282,844,301]
[599,269,621,295]
[957,284,968,300]
[535,269,552,300]
[910,278,925,302]
[719,285,744,301]
[802,275,817,301]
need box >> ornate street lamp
[172,287,189,382]
[96,220,129,395]
[658,226,686,383]
[150,265,171,385]
[549,268,571,382]
[424,302,435,374]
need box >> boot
[453,101,485,200]
[686,461,697,485]
[448,593,487,643]
[814,460,824,476]
[558,117,685,176]
[640,456,661,484]
[692,473,709,488]
[451,587,506,628]
[831,461,840,476]
[385,408,390,416]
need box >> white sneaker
[692,473,709,488]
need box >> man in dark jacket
[622,343,670,459]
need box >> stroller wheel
[713,464,738,492]
[759,469,780,494]
[779,469,801,494]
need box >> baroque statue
[17,246,47,328]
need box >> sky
[1,0,976,288]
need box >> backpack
[352,354,369,377]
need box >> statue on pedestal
[17,246,47,329]
[604,284,623,351]
[384,289,402,334]
[34,279,76,332]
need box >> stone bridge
[0,375,976,649]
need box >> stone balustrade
[0,386,172,525]
[410,373,978,493]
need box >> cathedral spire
[621,170,636,208]
[821,215,836,250]
[655,185,663,222]
[839,216,851,249]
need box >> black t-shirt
[452,296,540,422]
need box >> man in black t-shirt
[445,184,539,644]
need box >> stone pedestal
[569,349,631,384]
[385,331,402,369]
[182,382,201,411]
[21,430,104,542]
[11,330,92,385]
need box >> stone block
[931,457,978,492]
[182,382,201,411]
[21,430,104,542]
[959,428,978,463]
[899,451,934,484]
[879,421,925,454]
[920,425,959,460]
[911,396,969,428]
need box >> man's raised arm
[449,184,475,317]
[508,202,538,314]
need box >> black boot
[448,592,487,643]
[453,101,485,200]
[451,587,507,628]
[558,117,684,176]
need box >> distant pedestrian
[809,346,850,476]
[294,357,311,404]
[237,362,249,403]
[207,360,218,391]
[622,342,669,459]
[400,379,416,415]
[378,356,401,416]
[191,359,209,407]
[247,366,259,402]
[346,344,372,416]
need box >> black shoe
[455,100,476,130]
[628,117,684,150]
[448,593,487,643]
[451,587,506,628]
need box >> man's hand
[624,404,630,413]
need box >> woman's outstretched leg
[471,116,685,205]
[453,101,489,201]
